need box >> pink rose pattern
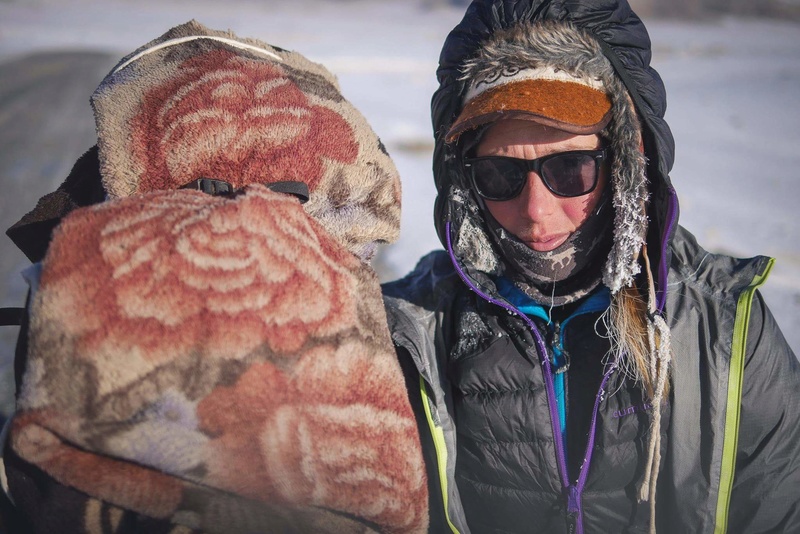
[16,184,427,532]
[130,49,359,194]
[37,185,361,370]
[197,341,428,532]
[93,29,401,262]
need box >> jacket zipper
[550,309,619,534]
[446,221,618,534]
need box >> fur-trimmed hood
[432,0,678,309]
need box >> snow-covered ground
[1,0,798,355]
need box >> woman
[382,1,800,532]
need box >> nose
[519,171,557,221]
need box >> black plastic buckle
[180,178,234,196]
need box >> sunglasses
[464,149,608,201]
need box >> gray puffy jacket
[384,226,800,532]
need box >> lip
[524,233,570,252]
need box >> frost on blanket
[8,20,426,534]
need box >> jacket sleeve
[728,291,800,533]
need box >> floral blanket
[5,20,427,534]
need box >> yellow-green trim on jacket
[420,377,461,534]
[714,258,775,533]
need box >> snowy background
[1,0,798,415]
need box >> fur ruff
[456,21,649,294]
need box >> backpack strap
[0,308,23,327]
[264,181,310,204]
[181,178,310,203]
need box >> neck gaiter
[483,187,614,306]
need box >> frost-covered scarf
[484,186,614,306]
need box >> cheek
[563,199,593,226]
[563,187,604,227]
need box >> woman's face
[476,119,608,252]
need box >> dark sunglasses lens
[541,153,598,197]
[471,159,526,200]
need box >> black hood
[431,0,678,307]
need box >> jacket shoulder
[382,250,461,308]
[668,225,773,297]
[381,250,465,353]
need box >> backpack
[0,21,427,534]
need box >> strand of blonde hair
[604,247,672,534]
